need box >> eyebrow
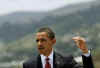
[36,38,47,42]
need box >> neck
[44,48,53,57]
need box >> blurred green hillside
[0,0,100,68]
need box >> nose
[38,41,42,46]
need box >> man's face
[36,32,56,56]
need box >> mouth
[38,47,45,50]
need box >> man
[23,27,94,68]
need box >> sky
[0,0,95,15]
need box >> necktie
[45,57,51,68]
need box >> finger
[72,37,86,42]
[72,36,80,40]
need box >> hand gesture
[72,36,88,54]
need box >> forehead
[36,32,48,37]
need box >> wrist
[82,49,88,54]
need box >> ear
[52,38,56,44]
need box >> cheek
[47,42,53,48]
[46,42,51,46]
[43,41,53,48]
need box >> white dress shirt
[41,50,53,68]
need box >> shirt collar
[40,49,54,62]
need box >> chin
[39,50,45,55]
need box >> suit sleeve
[64,55,83,68]
[82,55,94,68]
[64,55,94,68]
[72,55,94,68]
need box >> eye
[36,39,39,42]
[36,38,47,43]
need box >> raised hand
[72,36,88,54]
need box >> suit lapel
[37,55,43,68]
[53,52,56,68]
[53,52,65,68]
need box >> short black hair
[38,27,55,39]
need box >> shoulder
[23,56,37,67]
[55,52,75,64]
[55,52,74,60]
[55,52,79,67]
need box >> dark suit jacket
[23,52,94,68]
